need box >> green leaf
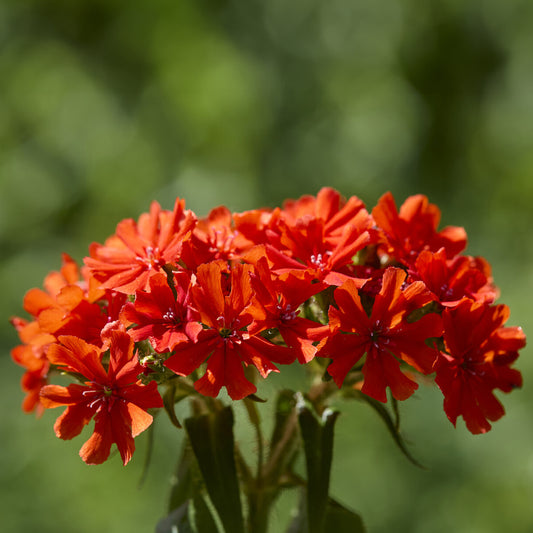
[165,438,223,533]
[191,494,221,533]
[286,493,366,533]
[156,496,223,533]
[325,498,366,533]
[138,411,157,488]
[296,393,340,533]
[163,382,183,429]
[168,440,199,513]
[350,390,426,469]
[285,489,307,533]
[185,406,245,533]
[246,393,267,403]
[156,501,196,533]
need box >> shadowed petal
[53,402,97,440]
[79,411,114,465]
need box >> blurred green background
[1,0,532,531]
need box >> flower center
[138,246,163,270]
[278,303,298,322]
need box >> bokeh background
[1,1,532,532]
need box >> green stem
[246,488,275,533]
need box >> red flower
[319,267,443,402]
[10,317,52,415]
[85,198,196,294]
[121,272,202,353]
[20,254,127,347]
[232,207,275,248]
[258,189,376,286]
[435,299,525,434]
[372,192,467,265]
[40,331,163,465]
[280,187,368,243]
[11,317,54,371]
[10,254,125,414]
[412,249,498,306]
[164,261,295,400]
[249,257,328,363]
[20,365,49,416]
[180,206,255,268]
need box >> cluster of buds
[10,188,525,465]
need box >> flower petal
[79,410,114,465]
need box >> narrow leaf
[165,440,223,533]
[296,392,340,533]
[286,492,365,533]
[351,390,425,469]
[325,498,366,533]
[185,406,245,533]
[285,488,307,533]
[138,412,157,488]
[163,382,183,429]
[192,494,223,533]
[390,395,400,432]
[156,501,196,533]
[247,393,267,403]
[168,440,199,513]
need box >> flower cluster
[10,188,526,464]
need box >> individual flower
[10,254,124,414]
[40,331,163,465]
[121,271,202,353]
[278,187,367,243]
[435,299,525,434]
[412,248,498,306]
[232,207,275,248]
[248,256,328,363]
[372,192,467,265]
[20,253,127,347]
[10,316,53,415]
[85,198,196,294]
[21,366,49,415]
[319,267,443,402]
[180,205,254,269]
[164,260,295,400]
[258,188,376,286]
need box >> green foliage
[295,393,340,533]
[184,407,245,533]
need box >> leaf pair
[290,393,365,533]
[158,406,243,533]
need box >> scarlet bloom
[260,188,376,286]
[412,249,498,306]
[319,267,443,402]
[20,364,49,416]
[232,207,275,249]
[249,257,328,363]
[10,254,119,414]
[372,192,467,265]
[435,299,525,434]
[279,187,369,243]
[121,272,202,353]
[40,331,163,465]
[85,198,196,294]
[164,261,295,400]
[10,316,52,415]
[180,205,255,269]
